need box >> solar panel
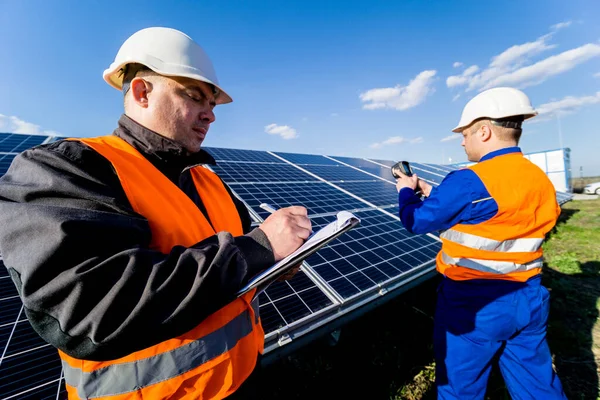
[204,147,283,163]
[273,152,341,166]
[258,270,337,335]
[0,132,574,399]
[304,209,440,300]
[211,163,319,183]
[229,181,369,220]
[556,191,574,205]
[336,181,398,207]
[0,154,16,176]
[0,134,47,153]
[300,165,378,182]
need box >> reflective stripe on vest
[440,229,544,253]
[62,136,264,400]
[63,308,254,399]
[441,251,544,275]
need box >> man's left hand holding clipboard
[259,203,306,282]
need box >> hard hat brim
[103,61,233,105]
[451,112,538,133]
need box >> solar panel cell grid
[303,210,440,300]
[0,345,62,400]
[230,182,368,220]
[301,165,377,181]
[204,147,283,163]
[211,163,318,183]
[258,270,335,335]
[328,156,378,169]
[274,152,341,166]
[336,181,398,207]
[0,154,17,176]
[0,278,18,300]
[0,134,47,153]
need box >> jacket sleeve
[398,169,498,234]
[0,141,274,361]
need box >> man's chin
[183,141,203,154]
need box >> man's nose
[201,109,216,124]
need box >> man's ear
[130,78,152,108]
[480,124,493,142]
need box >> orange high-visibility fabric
[60,135,264,399]
[436,153,560,282]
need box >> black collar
[114,114,217,170]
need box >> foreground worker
[0,27,312,399]
[395,87,566,399]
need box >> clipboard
[237,210,361,299]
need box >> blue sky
[1,0,599,175]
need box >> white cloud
[453,62,463,68]
[0,114,61,136]
[369,135,422,149]
[483,44,600,89]
[441,133,462,142]
[452,94,461,102]
[551,21,572,31]
[360,70,437,111]
[446,27,600,92]
[264,123,298,140]
[446,65,480,88]
[490,35,556,69]
[594,72,600,78]
[537,91,600,116]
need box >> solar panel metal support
[277,333,292,346]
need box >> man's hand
[417,179,433,197]
[258,206,312,261]
[395,172,419,192]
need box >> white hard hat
[103,27,232,104]
[452,87,537,132]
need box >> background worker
[394,87,566,399]
[0,27,311,400]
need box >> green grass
[259,199,600,399]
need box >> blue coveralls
[398,147,566,400]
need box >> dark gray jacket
[0,115,274,361]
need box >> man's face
[146,76,217,153]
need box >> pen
[259,203,278,214]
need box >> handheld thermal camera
[391,161,413,178]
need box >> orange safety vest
[59,135,264,400]
[436,152,561,282]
